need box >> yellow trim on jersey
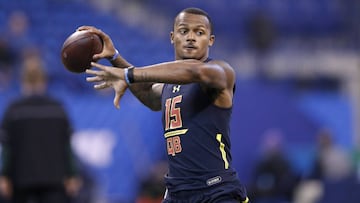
[216,134,229,169]
[164,129,188,138]
[242,197,249,203]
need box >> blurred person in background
[0,10,34,91]
[303,128,359,203]
[82,7,250,203]
[248,129,299,203]
[306,128,355,183]
[0,49,82,203]
[246,10,276,79]
[0,39,16,91]
[3,10,34,52]
[307,128,336,180]
[136,160,167,203]
[294,128,360,203]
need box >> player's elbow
[148,104,161,111]
[139,100,161,111]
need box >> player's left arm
[86,59,234,108]
[131,59,235,109]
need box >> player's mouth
[184,45,197,50]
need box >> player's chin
[181,53,199,60]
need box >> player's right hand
[77,25,117,61]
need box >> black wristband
[127,66,135,83]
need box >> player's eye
[179,29,187,35]
[196,31,203,36]
[195,29,205,36]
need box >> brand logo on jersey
[172,85,181,93]
[206,176,222,186]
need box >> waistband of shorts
[165,170,240,192]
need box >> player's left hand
[86,62,128,109]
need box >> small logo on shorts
[206,176,222,186]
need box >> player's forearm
[134,60,201,84]
[111,57,223,86]
[132,60,226,89]
[110,54,132,69]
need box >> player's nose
[186,31,196,42]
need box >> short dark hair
[176,7,213,34]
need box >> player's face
[171,13,214,61]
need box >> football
[61,30,103,73]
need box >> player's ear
[170,31,174,44]
[208,34,215,47]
